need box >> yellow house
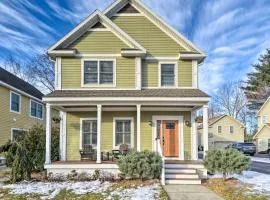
[198,115,245,150]
[253,97,270,153]
[43,0,210,185]
[0,67,45,146]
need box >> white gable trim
[258,96,270,115]
[48,10,146,54]
[103,0,206,56]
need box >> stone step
[165,168,197,174]
[165,179,201,185]
[165,164,204,169]
[165,173,199,179]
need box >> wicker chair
[79,145,95,161]
[112,144,129,160]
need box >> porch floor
[53,160,117,164]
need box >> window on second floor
[218,125,222,134]
[160,63,176,87]
[10,91,21,113]
[30,100,43,119]
[83,59,115,86]
[262,115,267,125]
[230,126,234,134]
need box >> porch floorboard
[53,160,117,165]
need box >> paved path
[250,161,270,174]
[164,185,223,200]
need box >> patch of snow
[251,157,270,164]
[234,171,270,194]
[108,184,160,200]
[2,180,111,199]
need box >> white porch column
[59,111,67,161]
[191,111,198,160]
[203,104,209,156]
[137,104,141,151]
[97,105,102,163]
[45,104,52,164]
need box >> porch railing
[157,138,165,185]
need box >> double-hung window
[10,91,21,113]
[160,63,176,87]
[81,119,97,148]
[30,100,43,119]
[83,59,115,86]
[115,119,132,147]
[229,126,234,134]
[11,128,25,141]
[218,126,222,134]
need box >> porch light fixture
[185,120,191,127]
[148,121,153,126]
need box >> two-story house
[254,97,270,153]
[43,0,210,185]
[198,115,245,150]
[0,67,44,146]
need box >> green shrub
[117,150,162,180]
[0,124,59,182]
[204,149,250,178]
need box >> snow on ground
[251,156,270,164]
[2,180,111,199]
[1,181,161,200]
[234,171,270,194]
[108,184,160,200]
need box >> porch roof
[45,89,209,98]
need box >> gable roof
[48,10,146,57]
[0,67,43,100]
[253,123,270,139]
[103,0,206,57]
[258,96,270,115]
[198,115,244,129]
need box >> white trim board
[152,115,184,160]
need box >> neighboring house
[43,0,210,185]
[198,115,245,150]
[0,67,44,146]
[253,97,270,153]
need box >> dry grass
[204,178,270,200]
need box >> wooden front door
[161,120,179,157]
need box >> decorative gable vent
[92,22,106,29]
[117,3,140,14]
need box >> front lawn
[204,171,270,200]
[0,179,167,200]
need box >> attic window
[117,3,140,14]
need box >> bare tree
[2,54,55,94]
[213,81,247,119]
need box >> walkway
[164,185,223,200]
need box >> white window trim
[229,125,234,134]
[80,118,98,150]
[113,117,134,149]
[10,91,21,114]
[217,125,222,134]
[158,62,178,88]
[29,99,44,120]
[10,128,26,141]
[262,115,268,125]
[81,58,117,88]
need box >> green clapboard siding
[141,111,191,159]
[178,60,192,87]
[142,60,192,88]
[69,31,129,54]
[0,86,45,146]
[61,57,136,89]
[111,16,186,57]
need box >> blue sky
[1,0,270,94]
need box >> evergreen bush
[203,149,250,179]
[0,124,59,182]
[117,150,162,180]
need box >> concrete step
[165,168,197,174]
[165,179,201,185]
[165,173,199,179]
[165,164,204,169]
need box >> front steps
[164,160,204,185]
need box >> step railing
[156,138,165,185]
